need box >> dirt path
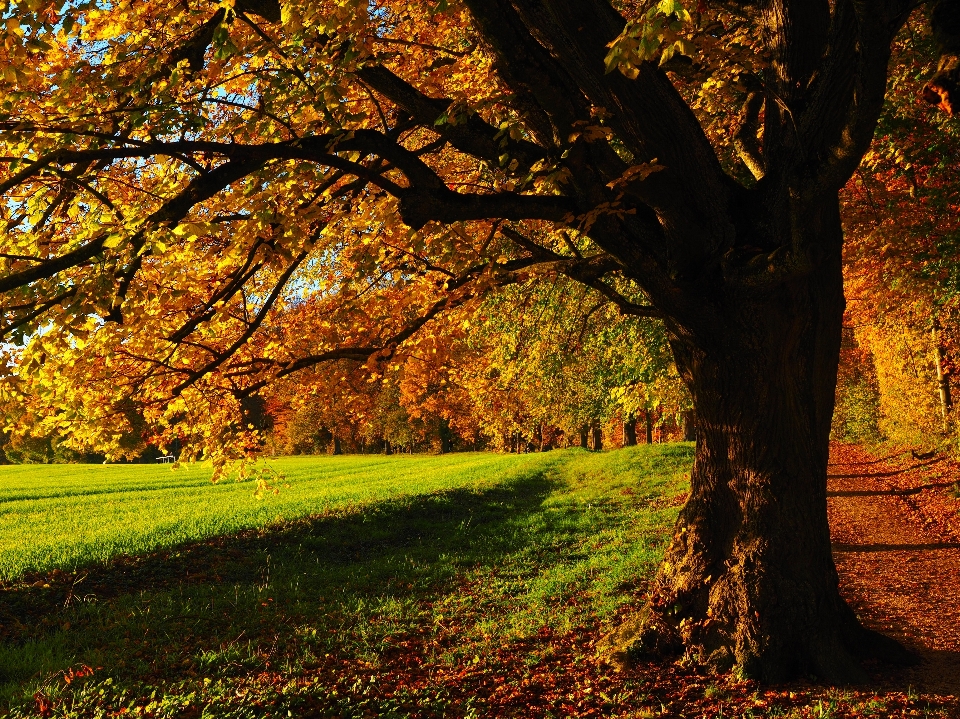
[828,444,960,696]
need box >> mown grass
[0,452,569,580]
[0,446,693,717]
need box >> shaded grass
[0,445,692,716]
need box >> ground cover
[0,446,957,718]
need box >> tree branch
[171,250,309,396]
[0,287,77,340]
[356,65,548,171]
[798,0,914,192]
[734,89,765,180]
[0,157,265,296]
[499,226,661,317]
[397,187,574,229]
[467,0,735,266]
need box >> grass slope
[0,446,691,716]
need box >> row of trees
[833,17,960,449]
[264,276,692,456]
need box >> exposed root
[596,607,681,670]
[599,601,918,686]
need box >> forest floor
[828,443,960,698]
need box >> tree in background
[456,275,684,450]
[1,0,958,682]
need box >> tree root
[596,607,682,670]
[598,603,919,685]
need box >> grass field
[0,452,574,581]
[0,446,693,717]
[3,446,943,718]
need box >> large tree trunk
[601,202,914,683]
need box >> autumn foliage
[2,0,960,685]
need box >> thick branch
[734,90,765,181]
[468,0,735,266]
[798,0,914,192]
[762,0,831,103]
[397,187,573,229]
[356,65,548,170]
[462,0,592,145]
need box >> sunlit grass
[0,452,566,580]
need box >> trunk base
[598,601,918,684]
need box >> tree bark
[933,318,952,429]
[645,412,653,445]
[579,425,589,449]
[600,201,915,683]
[682,410,696,442]
[591,420,603,451]
[623,413,637,446]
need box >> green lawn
[0,452,575,581]
[0,446,693,717]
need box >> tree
[0,0,957,683]
[456,275,682,449]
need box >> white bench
[157,455,177,463]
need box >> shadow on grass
[0,469,563,690]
